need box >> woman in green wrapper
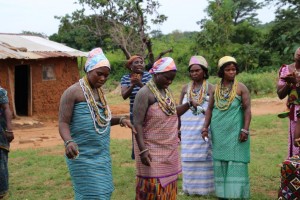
[202,56,251,199]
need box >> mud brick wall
[0,57,80,118]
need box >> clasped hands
[281,73,298,86]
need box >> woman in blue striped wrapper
[58,48,135,200]
[179,56,215,196]
[120,55,152,160]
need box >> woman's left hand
[239,132,248,143]
[189,99,200,109]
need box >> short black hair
[217,62,239,78]
[188,65,209,79]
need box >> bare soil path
[10,98,287,150]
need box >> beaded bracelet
[241,129,250,135]
[201,128,208,135]
[64,139,75,147]
[119,116,127,127]
[139,148,149,156]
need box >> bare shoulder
[207,82,215,90]
[136,85,155,103]
[181,84,188,94]
[238,82,249,91]
[207,82,215,94]
[61,82,84,103]
[136,85,151,98]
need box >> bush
[237,71,277,96]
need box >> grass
[5,114,288,199]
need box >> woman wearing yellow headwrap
[202,56,252,199]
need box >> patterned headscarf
[189,56,208,69]
[149,57,177,74]
[126,55,143,70]
[84,48,110,72]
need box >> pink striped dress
[134,103,181,199]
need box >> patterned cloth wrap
[149,57,176,74]
[278,155,300,199]
[84,48,110,72]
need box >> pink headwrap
[189,56,208,69]
[85,48,110,72]
[149,57,177,74]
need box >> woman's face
[155,70,176,89]
[189,64,204,81]
[223,64,237,81]
[87,67,110,88]
[131,57,145,74]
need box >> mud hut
[0,33,87,118]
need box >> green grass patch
[6,114,288,199]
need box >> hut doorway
[15,65,31,116]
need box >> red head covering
[126,55,143,70]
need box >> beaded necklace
[187,79,207,105]
[186,80,208,115]
[214,79,238,110]
[146,79,177,116]
[79,76,112,134]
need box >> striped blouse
[121,72,152,120]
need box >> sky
[0,0,276,36]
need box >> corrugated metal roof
[0,34,87,59]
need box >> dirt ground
[10,98,287,150]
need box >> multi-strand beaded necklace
[187,79,207,105]
[214,79,238,110]
[146,79,177,116]
[79,76,112,134]
[186,80,207,115]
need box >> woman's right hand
[140,150,152,166]
[65,142,79,159]
[201,128,209,141]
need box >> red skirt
[136,177,177,200]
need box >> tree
[195,0,236,70]
[232,0,263,25]
[22,31,48,38]
[264,0,300,62]
[195,0,265,73]
[51,0,171,63]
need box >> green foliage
[50,0,168,58]
[21,31,48,38]
[264,1,300,63]
[237,71,278,96]
[232,0,263,25]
